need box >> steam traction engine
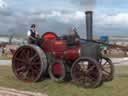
[12,11,114,88]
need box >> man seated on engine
[70,27,80,41]
[27,24,40,45]
[62,27,80,46]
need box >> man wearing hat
[62,27,80,46]
[27,24,39,44]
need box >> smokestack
[85,11,93,40]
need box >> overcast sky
[0,0,128,37]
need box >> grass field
[0,65,128,96]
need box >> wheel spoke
[22,49,28,59]
[87,65,95,73]
[16,66,26,72]
[88,74,96,81]
[103,69,110,74]
[32,56,40,62]
[32,68,39,76]
[26,49,30,57]
[74,70,84,77]
[31,69,37,77]
[22,70,29,80]
[32,63,40,65]
[102,61,108,66]
[32,64,40,70]
[31,54,38,61]
[77,76,85,81]
[15,58,26,63]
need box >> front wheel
[71,57,103,88]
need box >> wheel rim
[12,45,47,82]
[71,57,102,88]
[100,57,114,81]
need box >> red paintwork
[41,32,80,61]
[42,32,58,40]
[52,40,67,59]
[65,47,79,60]
[41,40,53,52]
[53,63,63,76]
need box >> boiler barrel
[65,47,80,60]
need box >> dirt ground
[0,87,47,96]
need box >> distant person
[27,24,40,45]
[2,47,5,55]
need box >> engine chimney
[85,11,93,40]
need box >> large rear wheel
[12,45,47,82]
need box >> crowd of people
[0,45,11,56]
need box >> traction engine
[12,11,114,88]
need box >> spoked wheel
[71,57,103,88]
[99,57,114,81]
[12,45,47,82]
[48,60,69,82]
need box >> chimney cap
[85,11,93,14]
